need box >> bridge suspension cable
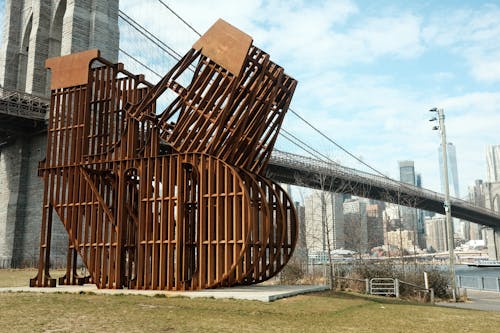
[118,48,162,79]
[119,10,183,60]
[157,0,202,37]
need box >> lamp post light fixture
[429,107,458,301]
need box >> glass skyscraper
[399,160,416,186]
[398,161,420,247]
[438,142,460,198]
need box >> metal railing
[457,275,500,292]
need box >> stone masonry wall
[0,0,119,268]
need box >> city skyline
[1,0,498,197]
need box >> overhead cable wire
[288,108,388,177]
[119,10,184,60]
[119,47,163,79]
[279,131,322,159]
[157,0,202,37]
[281,128,337,164]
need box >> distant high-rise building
[486,145,500,182]
[304,191,345,254]
[425,216,448,252]
[343,199,368,253]
[294,202,308,264]
[438,142,460,198]
[415,173,426,249]
[398,161,418,237]
[416,173,422,188]
[468,180,486,207]
[466,180,487,241]
[386,229,416,253]
[366,203,384,250]
[399,160,416,185]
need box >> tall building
[486,145,500,182]
[366,203,384,250]
[425,216,448,252]
[399,160,416,185]
[398,160,418,238]
[0,0,119,268]
[438,142,460,198]
[386,229,416,253]
[415,173,426,249]
[343,198,368,253]
[293,202,308,264]
[304,190,345,254]
[467,180,485,241]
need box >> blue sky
[120,0,500,198]
[1,0,499,198]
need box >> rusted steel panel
[31,19,297,290]
[193,19,253,75]
[45,49,100,90]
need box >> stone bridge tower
[0,0,119,268]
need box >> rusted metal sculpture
[31,19,297,290]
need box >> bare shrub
[279,260,306,285]
[334,261,450,299]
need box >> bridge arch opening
[49,0,67,58]
[16,14,32,91]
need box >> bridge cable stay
[118,48,163,80]
[157,0,202,37]
[280,128,338,164]
[119,10,184,60]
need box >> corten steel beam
[30,19,298,290]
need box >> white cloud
[422,4,500,83]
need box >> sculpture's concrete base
[1,284,328,302]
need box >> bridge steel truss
[267,150,500,228]
[31,19,298,290]
[0,87,48,144]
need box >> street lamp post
[429,107,458,301]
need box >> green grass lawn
[0,268,66,287]
[1,269,499,332]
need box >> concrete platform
[0,284,329,302]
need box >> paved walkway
[0,284,329,302]
[438,290,500,312]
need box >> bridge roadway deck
[267,150,500,228]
